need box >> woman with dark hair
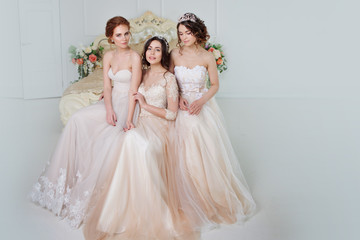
[82,36,186,240]
[29,16,142,228]
[170,12,257,231]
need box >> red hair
[105,16,130,44]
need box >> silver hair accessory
[178,13,197,23]
[157,36,169,51]
[146,36,169,51]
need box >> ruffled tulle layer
[30,86,130,228]
[172,98,256,231]
[83,116,201,240]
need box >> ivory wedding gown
[82,72,198,240]
[30,69,136,228]
[173,65,256,229]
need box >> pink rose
[72,58,76,64]
[208,47,215,52]
[89,54,97,63]
[76,58,84,65]
[216,58,223,65]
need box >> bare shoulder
[201,49,215,64]
[103,50,114,61]
[201,48,213,59]
[170,47,181,57]
[130,50,141,62]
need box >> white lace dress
[30,69,135,228]
[173,65,256,230]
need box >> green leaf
[68,45,76,54]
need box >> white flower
[47,189,55,198]
[91,45,98,50]
[84,47,92,54]
[79,51,85,57]
[213,49,221,59]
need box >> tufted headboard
[94,11,178,55]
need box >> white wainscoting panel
[163,0,217,37]
[137,0,163,17]
[19,0,62,99]
[0,0,23,98]
[83,0,138,37]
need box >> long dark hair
[142,36,170,70]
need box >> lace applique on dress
[174,65,208,101]
[165,109,177,120]
[30,168,93,229]
[165,73,179,102]
[138,72,178,119]
[30,168,69,215]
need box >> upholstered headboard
[94,11,178,55]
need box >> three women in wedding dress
[31,13,256,240]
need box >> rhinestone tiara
[178,13,197,23]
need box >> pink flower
[89,54,97,63]
[208,47,215,52]
[72,58,76,64]
[216,58,223,65]
[76,58,84,65]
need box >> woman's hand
[98,92,104,101]
[133,92,147,108]
[124,120,135,131]
[179,96,189,111]
[106,109,117,126]
[189,99,205,115]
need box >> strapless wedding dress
[30,69,134,228]
[173,65,256,230]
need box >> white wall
[0,0,23,98]
[217,0,360,98]
[0,0,62,99]
[18,0,63,99]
